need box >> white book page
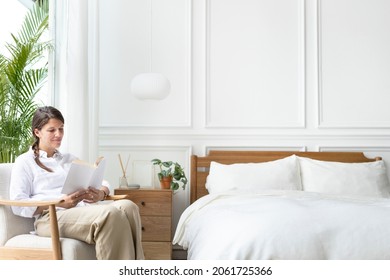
[61,158,106,194]
[89,158,106,189]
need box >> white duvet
[173,190,390,260]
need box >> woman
[9,106,144,260]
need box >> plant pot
[160,176,172,189]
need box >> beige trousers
[35,199,144,260]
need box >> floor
[172,248,187,260]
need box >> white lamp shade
[131,73,171,100]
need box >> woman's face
[34,118,64,156]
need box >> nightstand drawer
[142,242,172,260]
[141,216,171,241]
[115,189,172,216]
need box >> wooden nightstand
[114,188,172,260]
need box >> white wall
[93,0,390,236]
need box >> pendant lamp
[130,0,170,100]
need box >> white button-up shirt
[9,148,108,218]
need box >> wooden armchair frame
[0,194,129,260]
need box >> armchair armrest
[0,198,63,260]
[0,199,63,207]
[104,194,129,201]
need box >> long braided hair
[31,106,65,172]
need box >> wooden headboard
[190,150,381,204]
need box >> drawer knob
[141,201,146,206]
[141,226,145,231]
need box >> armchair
[0,163,128,260]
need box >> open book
[61,156,106,194]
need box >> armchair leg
[49,205,62,260]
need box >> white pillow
[298,156,390,198]
[205,155,302,194]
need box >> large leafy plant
[0,0,51,163]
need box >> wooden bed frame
[190,150,381,204]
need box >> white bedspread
[173,190,390,260]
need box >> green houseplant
[0,0,50,163]
[151,159,188,190]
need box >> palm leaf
[15,0,49,45]
[0,0,50,163]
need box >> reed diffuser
[118,154,130,188]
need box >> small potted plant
[151,159,188,190]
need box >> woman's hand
[59,190,88,209]
[56,187,109,209]
[83,187,107,203]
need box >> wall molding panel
[317,0,390,128]
[205,0,306,128]
[319,146,390,153]
[98,145,192,190]
[98,0,192,128]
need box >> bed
[172,151,390,260]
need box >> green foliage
[0,0,51,163]
[151,158,188,191]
